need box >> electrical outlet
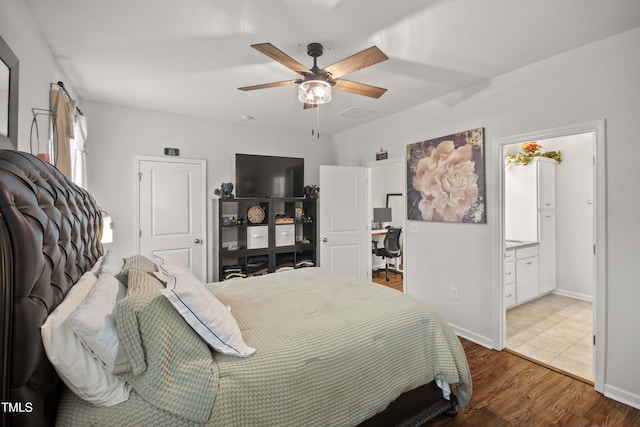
[451,286,459,300]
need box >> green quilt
[56,268,471,427]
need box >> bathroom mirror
[0,34,19,149]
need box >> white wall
[333,28,640,406]
[370,160,404,208]
[370,166,386,209]
[0,0,78,151]
[83,101,333,274]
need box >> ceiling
[24,0,640,136]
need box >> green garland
[505,141,562,166]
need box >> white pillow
[41,272,131,406]
[156,262,231,314]
[156,269,255,357]
[89,255,104,275]
[156,261,198,284]
[67,274,127,371]
[97,248,124,277]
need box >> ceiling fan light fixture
[298,80,332,105]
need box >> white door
[136,156,206,280]
[319,165,369,280]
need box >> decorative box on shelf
[275,215,294,224]
[247,226,269,249]
[276,224,295,247]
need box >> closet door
[136,156,207,280]
[319,165,369,280]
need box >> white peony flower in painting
[407,128,485,223]
[412,141,479,222]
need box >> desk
[371,230,386,271]
[371,228,388,237]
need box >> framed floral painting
[406,127,486,223]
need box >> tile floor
[506,293,593,381]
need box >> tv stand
[214,197,317,281]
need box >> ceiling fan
[238,42,389,109]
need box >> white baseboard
[605,384,640,410]
[552,289,593,303]
[448,323,495,350]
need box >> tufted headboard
[0,150,104,427]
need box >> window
[70,114,87,188]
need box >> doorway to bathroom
[496,121,606,391]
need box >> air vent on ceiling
[337,107,375,119]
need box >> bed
[0,150,471,427]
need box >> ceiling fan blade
[251,43,312,75]
[303,103,317,110]
[333,79,387,98]
[324,46,388,79]
[238,80,299,91]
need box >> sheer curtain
[70,115,88,188]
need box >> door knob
[194,238,202,244]
[322,237,328,242]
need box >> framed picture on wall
[406,127,486,223]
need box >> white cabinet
[536,160,556,295]
[537,160,556,210]
[538,211,556,293]
[505,157,557,300]
[515,245,539,304]
[504,249,516,308]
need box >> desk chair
[372,227,403,281]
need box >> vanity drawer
[503,261,515,285]
[504,249,515,262]
[247,226,269,249]
[516,245,538,259]
[275,224,295,247]
[504,283,516,308]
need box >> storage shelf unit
[214,197,317,280]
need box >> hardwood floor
[371,266,403,292]
[430,339,640,426]
[369,271,639,425]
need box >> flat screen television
[235,154,304,198]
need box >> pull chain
[316,104,320,139]
[311,104,321,139]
